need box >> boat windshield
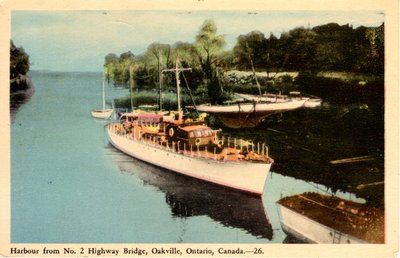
[191,129,213,138]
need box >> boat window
[195,130,202,137]
[189,132,195,138]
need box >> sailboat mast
[129,66,134,111]
[175,60,181,117]
[102,72,106,110]
[162,58,192,121]
[158,53,163,111]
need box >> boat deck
[108,122,272,163]
[278,192,384,243]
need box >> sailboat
[91,72,113,119]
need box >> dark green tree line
[104,20,384,104]
[10,40,30,79]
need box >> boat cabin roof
[137,113,163,123]
[180,125,212,132]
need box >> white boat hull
[196,99,307,114]
[91,109,113,119]
[106,125,271,195]
[276,203,368,244]
[196,99,307,128]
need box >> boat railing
[107,123,271,163]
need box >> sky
[11,10,384,72]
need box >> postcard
[1,0,398,257]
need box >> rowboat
[276,192,384,244]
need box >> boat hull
[276,203,368,244]
[106,125,271,195]
[196,99,307,128]
[91,109,113,119]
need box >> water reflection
[282,236,305,244]
[107,146,273,240]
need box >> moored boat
[91,71,113,119]
[106,112,273,195]
[106,60,273,195]
[195,98,307,128]
[276,192,384,244]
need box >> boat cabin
[167,125,217,147]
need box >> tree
[233,31,267,71]
[194,19,226,104]
[171,42,203,90]
[233,31,268,94]
[10,40,30,79]
[279,27,318,71]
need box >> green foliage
[295,71,384,105]
[230,22,384,75]
[10,40,30,78]
[105,20,384,107]
[194,19,226,104]
[115,90,210,110]
[233,31,268,70]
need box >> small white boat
[91,72,113,119]
[276,192,384,244]
[303,98,322,108]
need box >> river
[11,71,378,243]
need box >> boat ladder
[332,230,342,244]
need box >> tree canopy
[10,40,30,79]
[104,20,384,103]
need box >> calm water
[11,71,363,243]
